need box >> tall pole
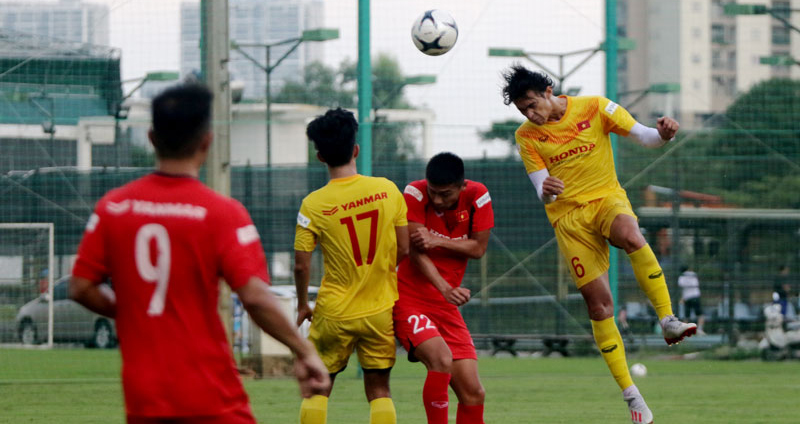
[266,46,272,167]
[605,0,620,315]
[201,0,233,340]
[357,0,372,176]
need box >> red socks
[423,371,451,424]
[456,403,484,424]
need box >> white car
[15,276,116,348]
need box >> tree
[478,119,523,157]
[273,54,419,164]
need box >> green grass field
[1,348,799,423]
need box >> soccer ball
[630,363,648,377]
[411,10,458,56]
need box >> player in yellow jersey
[501,65,697,424]
[294,108,409,424]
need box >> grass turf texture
[1,348,799,423]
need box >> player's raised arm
[627,117,680,148]
[235,277,330,398]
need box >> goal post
[0,223,55,348]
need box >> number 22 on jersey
[135,223,171,316]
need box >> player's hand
[443,286,471,306]
[411,227,439,251]
[293,350,331,398]
[657,117,679,140]
[296,302,314,326]
[542,176,564,196]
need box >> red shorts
[393,297,476,361]
[127,403,255,424]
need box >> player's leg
[394,301,451,424]
[603,201,696,344]
[436,308,484,424]
[362,369,396,424]
[300,315,352,424]
[580,277,653,424]
[357,309,397,424]
[555,208,651,423]
[449,359,485,424]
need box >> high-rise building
[180,0,324,100]
[0,0,109,46]
[618,0,800,128]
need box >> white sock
[623,384,640,398]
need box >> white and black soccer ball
[630,363,648,377]
[411,9,458,56]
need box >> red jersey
[72,173,269,418]
[397,179,494,303]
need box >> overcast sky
[11,0,609,158]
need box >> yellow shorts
[553,191,637,288]
[308,307,395,374]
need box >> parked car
[15,275,116,348]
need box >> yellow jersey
[294,174,408,320]
[515,95,637,225]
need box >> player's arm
[628,118,679,148]
[69,276,116,318]
[527,169,562,204]
[408,222,471,306]
[235,277,330,397]
[294,249,314,326]
[395,225,409,264]
[411,226,490,259]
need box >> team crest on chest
[457,210,469,223]
[577,119,591,132]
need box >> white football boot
[660,314,697,345]
[623,387,654,424]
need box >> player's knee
[462,385,485,404]
[425,354,453,373]
[587,302,614,321]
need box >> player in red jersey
[393,152,494,424]
[69,84,329,424]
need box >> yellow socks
[369,397,397,424]
[300,395,328,424]
[628,244,673,320]
[592,317,633,390]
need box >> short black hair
[151,84,213,159]
[426,152,464,186]
[306,108,358,167]
[501,64,554,105]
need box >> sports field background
[2,348,799,424]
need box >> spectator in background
[678,265,706,335]
[38,268,49,295]
[773,265,793,318]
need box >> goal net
[0,223,54,348]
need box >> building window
[772,1,790,19]
[692,54,702,64]
[712,24,725,44]
[712,51,723,69]
[772,26,790,45]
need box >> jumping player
[394,152,493,424]
[294,108,409,424]
[501,64,696,424]
[70,84,329,424]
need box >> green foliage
[709,78,800,192]
[273,53,419,163]
[478,119,523,156]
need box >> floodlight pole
[606,0,620,316]
[358,0,372,176]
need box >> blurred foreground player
[70,84,329,424]
[394,152,493,424]
[501,64,696,424]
